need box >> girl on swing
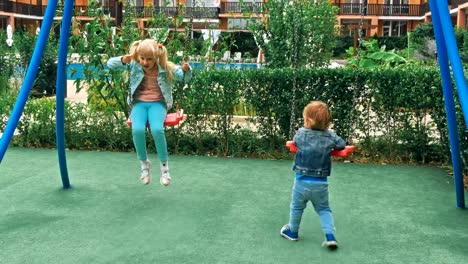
[107,39,192,186]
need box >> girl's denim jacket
[106,56,192,110]
[292,128,346,177]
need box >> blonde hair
[129,39,176,81]
[303,101,332,130]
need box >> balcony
[220,1,263,14]
[420,2,430,15]
[219,2,424,16]
[333,4,424,16]
[0,2,456,20]
[0,2,44,17]
[125,6,178,18]
[53,5,117,17]
[114,6,218,19]
[451,0,468,8]
[0,4,217,19]
[184,7,218,19]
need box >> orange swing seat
[286,141,355,157]
[126,109,184,127]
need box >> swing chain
[289,4,300,138]
[346,1,367,144]
[186,0,196,54]
[176,0,196,110]
[356,1,366,66]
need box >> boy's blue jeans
[288,178,335,235]
[131,101,168,162]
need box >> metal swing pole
[433,1,468,123]
[55,0,75,189]
[429,0,465,208]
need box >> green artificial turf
[1,147,467,264]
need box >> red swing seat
[126,109,184,127]
[286,141,355,157]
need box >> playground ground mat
[1,147,468,264]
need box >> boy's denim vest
[107,56,192,110]
[292,128,346,177]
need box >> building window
[342,0,366,15]
[341,19,368,37]
[383,0,410,16]
[227,18,259,30]
[382,20,408,36]
[228,19,247,30]
[156,0,176,7]
[127,0,144,6]
[465,14,468,30]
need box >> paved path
[65,80,87,102]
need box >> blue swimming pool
[67,62,261,80]
[190,62,261,70]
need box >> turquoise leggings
[131,101,168,162]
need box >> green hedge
[2,66,462,166]
[176,66,447,163]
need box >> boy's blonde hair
[129,39,175,81]
[303,101,332,130]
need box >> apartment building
[333,0,448,38]
[1,1,468,37]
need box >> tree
[408,22,436,61]
[250,0,338,68]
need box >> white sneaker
[160,162,171,186]
[140,160,151,185]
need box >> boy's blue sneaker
[322,233,338,250]
[280,224,299,241]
